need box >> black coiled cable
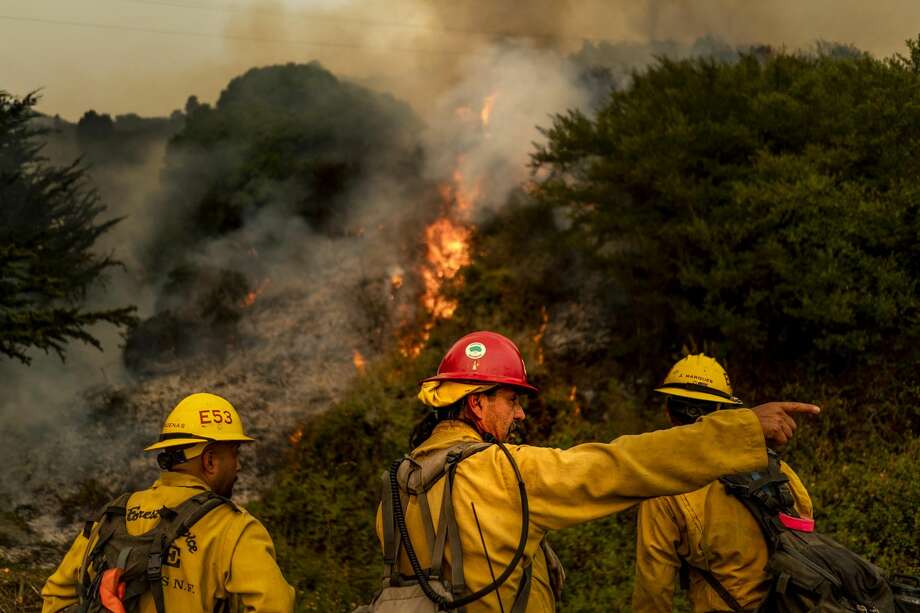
[388,439,529,611]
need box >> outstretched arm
[516,404,817,531]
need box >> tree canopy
[0,92,136,364]
[530,42,920,377]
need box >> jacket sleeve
[514,408,767,531]
[224,515,295,613]
[780,461,814,519]
[632,497,686,613]
[41,530,92,613]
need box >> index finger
[773,402,821,415]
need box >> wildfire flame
[569,385,581,417]
[353,349,366,374]
[420,218,471,319]
[532,306,550,365]
[288,426,303,447]
[480,93,498,128]
[401,93,499,357]
[241,278,271,308]
[390,272,404,290]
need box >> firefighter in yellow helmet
[367,332,820,612]
[41,393,295,613]
[632,355,814,612]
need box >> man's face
[204,442,241,498]
[474,387,526,442]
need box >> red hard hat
[421,331,539,394]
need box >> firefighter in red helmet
[364,331,820,613]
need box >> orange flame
[390,272,404,289]
[288,426,304,447]
[401,320,434,358]
[532,306,550,365]
[420,218,471,319]
[452,168,481,214]
[569,385,581,417]
[480,93,498,128]
[353,349,366,374]
[241,278,272,308]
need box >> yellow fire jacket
[375,409,768,613]
[41,471,294,613]
[632,461,813,612]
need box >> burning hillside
[0,57,591,564]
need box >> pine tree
[0,91,136,364]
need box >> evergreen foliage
[0,92,136,365]
[532,44,920,377]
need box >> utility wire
[0,14,493,56]
[117,0,613,44]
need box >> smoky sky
[3,0,920,120]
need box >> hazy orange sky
[3,0,920,121]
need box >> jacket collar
[413,420,484,458]
[154,471,213,492]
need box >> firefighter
[41,392,295,613]
[373,331,819,612]
[631,355,814,612]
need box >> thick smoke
[9,1,918,120]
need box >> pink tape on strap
[779,512,814,532]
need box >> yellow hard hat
[144,393,255,452]
[654,354,743,405]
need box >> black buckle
[146,550,162,582]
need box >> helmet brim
[421,372,539,395]
[654,386,743,405]
[144,433,256,452]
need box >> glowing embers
[352,349,366,374]
[240,278,271,308]
[480,93,498,128]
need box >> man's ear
[466,393,485,420]
[200,447,216,475]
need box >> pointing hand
[751,402,821,448]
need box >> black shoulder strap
[79,492,134,605]
[680,455,797,612]
[147,491,232,613]
[719,453,796,550]
[696,565,746,612]
[678,554,747,612]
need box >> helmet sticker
[465,342,487,360]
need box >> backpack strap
[719,452,797,551]
[509,561,532,613]
[146,491,231,613]
[443,458,466,598]
[79,492,133,606]
[695,564,746,612]
[381,463,413,586]
[384,439,529,611]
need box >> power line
[0,14,495,56]
[118,0,610,44]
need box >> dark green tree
[0,91,136,364]
[531,41,920,378]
